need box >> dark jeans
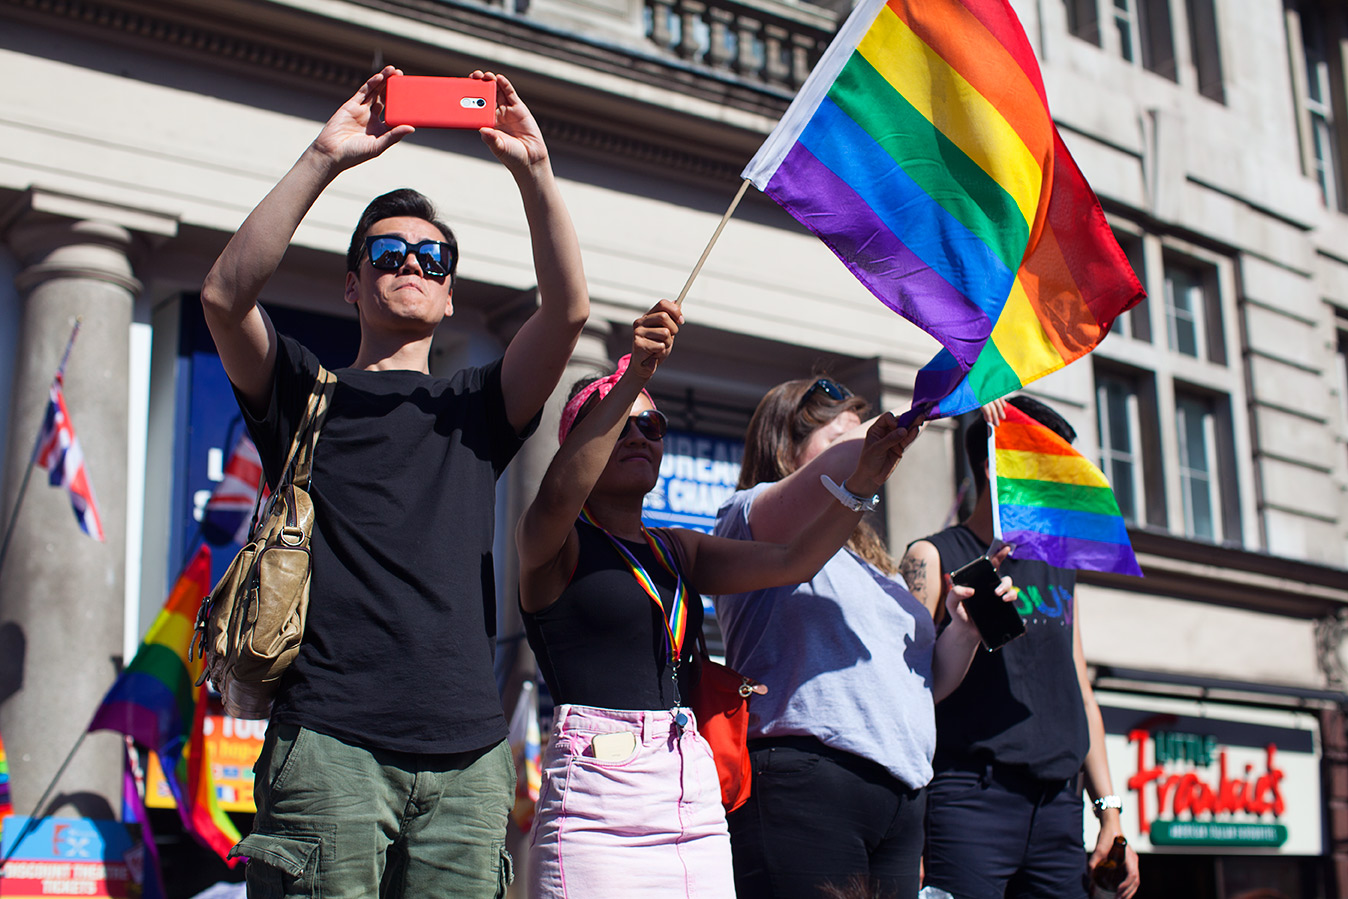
[728,736,926,899]
[923,763,1089,899]
[233,724,515,899]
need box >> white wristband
[820,474,879,512]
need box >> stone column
[0,214,138,820]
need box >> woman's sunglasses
[621,409,668,442]
[800,378,853,406]
[363,235,455,278]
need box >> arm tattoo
[899,554,930,598]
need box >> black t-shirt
[921,525,1089,781]
[522,520,704,710]
[239,334,534,754]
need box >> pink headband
[558,354,654,443]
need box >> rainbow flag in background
[508,680,542,834]
[88,544,242,865]
[0,727,13,822]
[991,403,1141,576]
[743,0,1144,419]
[184,688,242,863]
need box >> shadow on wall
[0,621,25,704]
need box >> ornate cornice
[1,0,773,183]
[3,0,365,85]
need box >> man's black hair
[965,395,1077,492]
[345,188,458,283]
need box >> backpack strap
[290,367,337,489]
[245,366,336,536]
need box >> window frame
[1287,0,1348,211]
[1092,224,1250,548]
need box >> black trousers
[728,736,926,899]
[923,763,1089,899]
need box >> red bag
[649,528,768,813]
[689,637,766,813]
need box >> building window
[1096,374,1143,523]
[1113,233,1151,343]
[1164,264,1203,357]
[1113,0,1140,63]
[1119,0,1175,78]
[1163,258,1224,363]
[1173,389,1240,544]
[1175,392,1219,540]
[1186,0,1225,102]
[1066,0,1100,45]
[1298,3,1344,210]
[1094,228,1243,547]
[1094,364,1165,527]
[1071,0,1240,90]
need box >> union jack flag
[201,433,265,546]
[35,375,105,541]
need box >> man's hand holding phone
[309,66,415,174]
[947,545,1021,651]
[470,70,550,176]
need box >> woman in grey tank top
[711,378,1013,899]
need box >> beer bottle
[1091,835,1128,898]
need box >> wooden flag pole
[675,178,752,307]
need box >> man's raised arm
[200,66,413,415]
[477,72,590,433]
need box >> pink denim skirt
[527,704,735,898]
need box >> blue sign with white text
[642,429,743,534]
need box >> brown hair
[738,378,897,574]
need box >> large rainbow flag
[743,0,1144,418]
[991,404,1141,576]
[88,544,242,864]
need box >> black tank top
[922,525,1089,781]
[523,520,704,710]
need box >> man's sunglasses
[800,378,853,406]
[363,235,455,278]
[621,409,668,442]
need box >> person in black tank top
[515,301,919,899]
[900,396,1140,899]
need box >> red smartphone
[383,76,496,129]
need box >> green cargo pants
[231,724,515,898]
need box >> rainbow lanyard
[578,506,689,666]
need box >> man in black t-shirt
[200,67,588,898]
[900,396,1140,899]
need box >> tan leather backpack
[192,367,336,719]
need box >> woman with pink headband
[515,299,923,898]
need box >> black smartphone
[949,555,1025,651]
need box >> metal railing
[643,0,835,89]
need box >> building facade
[1,0,1347,895]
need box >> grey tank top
[712,482,937,789]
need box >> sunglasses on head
[363,234,454,278]
[800,378,853,406]
[621,409,668,442]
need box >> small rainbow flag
[508,680,542,834]
[743,0,1144,418]
[88,544,242,864]
[0,727,13,821]
[991,404,1141,576]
